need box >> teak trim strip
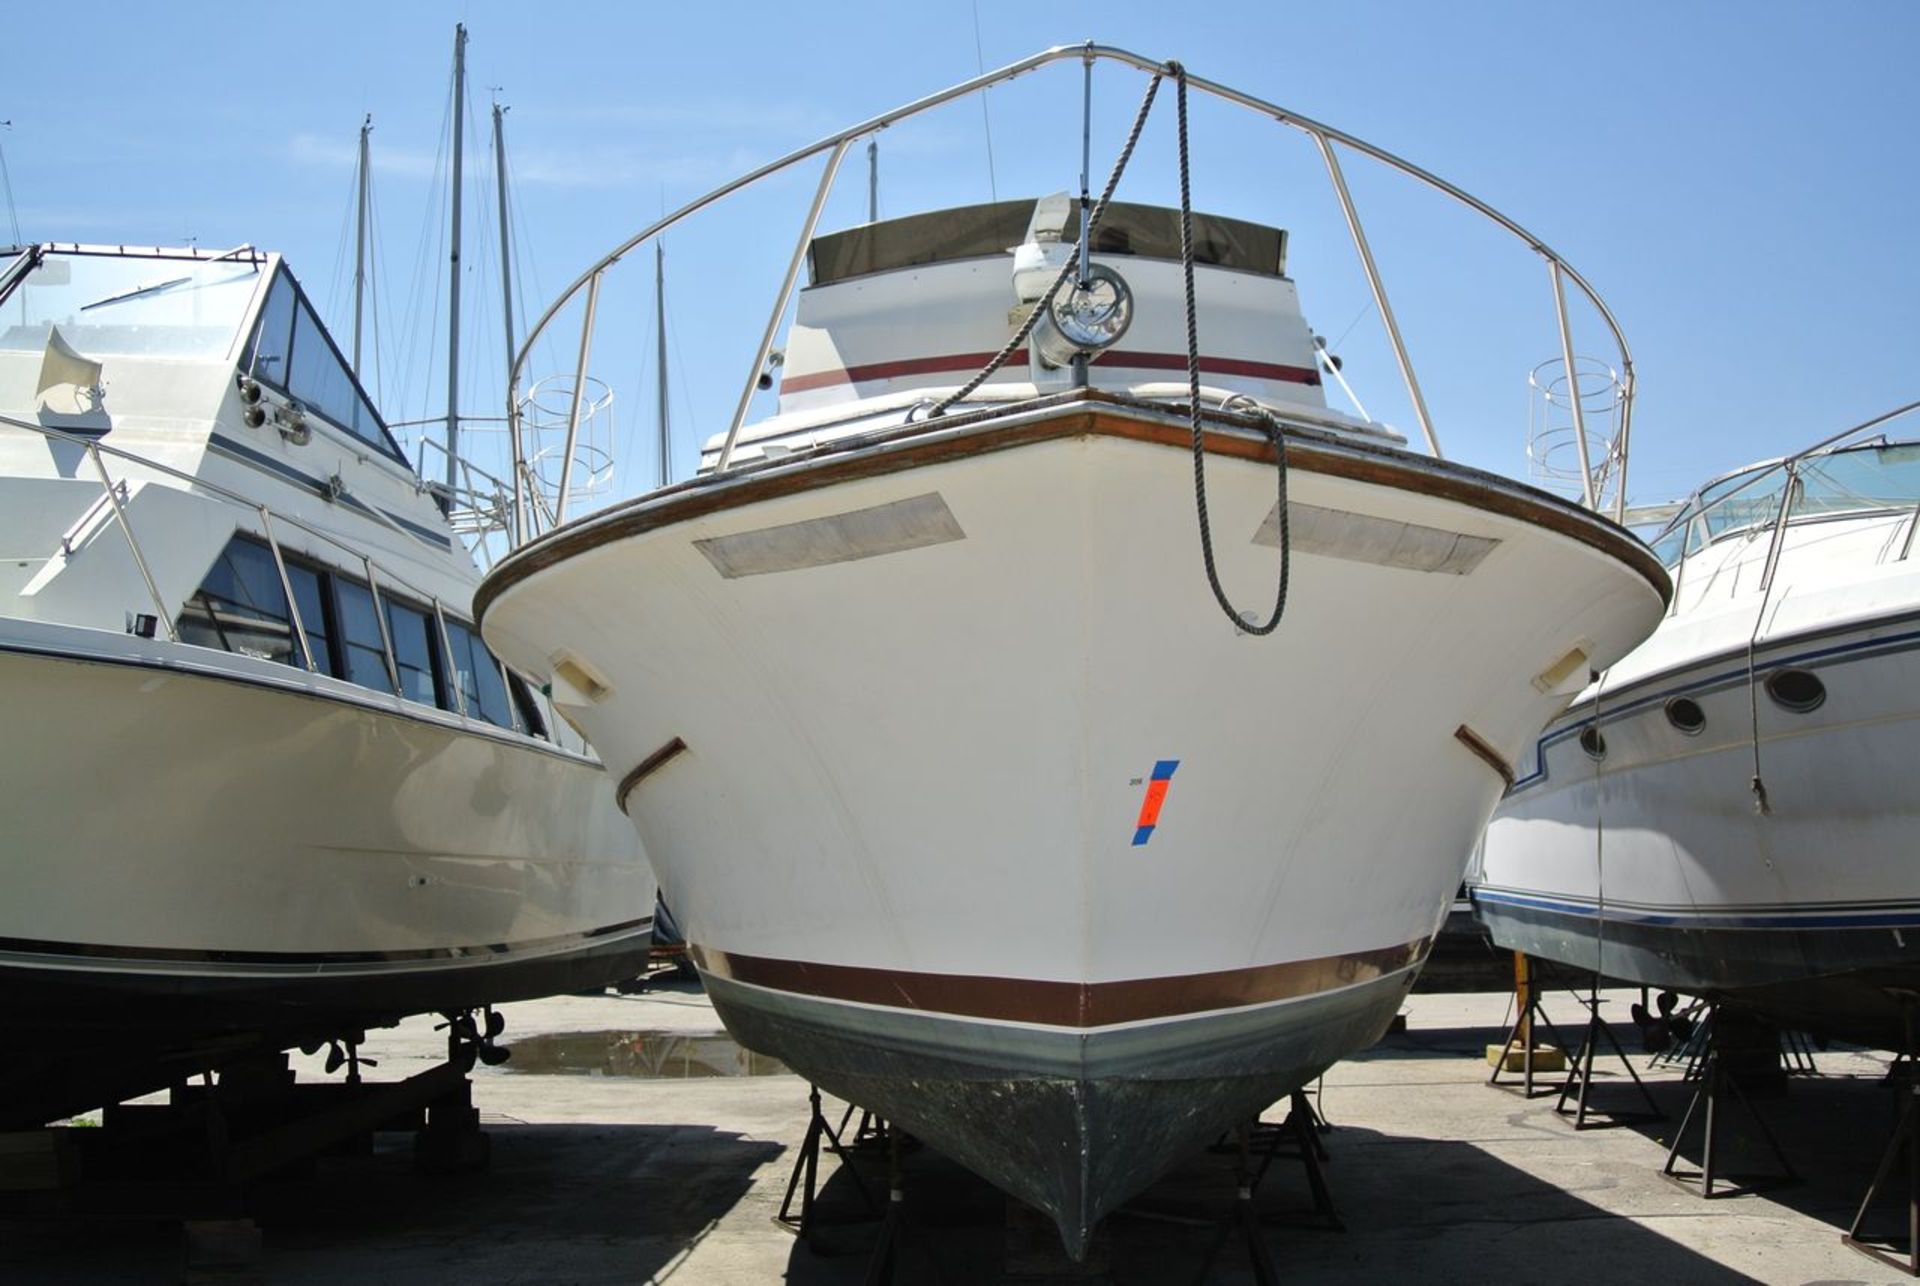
[477,397,1669,623]
[691,935,1431,1028]
[1453,724,1515,789]
[616,737,688,814]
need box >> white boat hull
[481,401,1667,1246]
[1475,610,1920,1046]
[0,620,657,1051]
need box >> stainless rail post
[362,558,403,694]
[715,138,854,472]
[86,443,178,641]
[1758,467,1799,594]
[553,269,602,526]
[431,598,469,717]
[1313,131,1441,459]
[258,507,317,672]
[1549,261,1598,510]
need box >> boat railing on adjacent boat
[0,409,529,720]
[1651,400,1920,606]
[502,43,1641,543]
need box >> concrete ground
[1,981,1913,1283]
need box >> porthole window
[1765,668,1826,714]
[1664,696,1706,735]
[1578,726,1607,760]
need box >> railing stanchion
[1313,131,1441,460]
[259,507,316,672]
[716,138,854,473]
[1548,261,1598,510]
[363,558,403,694]
[87,443,178,641]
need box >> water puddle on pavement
[501,1029,789,1078]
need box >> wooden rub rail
[616,737,689,814]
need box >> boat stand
[0,1037,484,1257]
[774,1084,881,1247]
[860,1130,922,1286]
[1661,1012,1798,1198]
[1245,1090,1341,1228]
[1844,990,1920,1274]
[1488,954,1572,1098]
[1554,988,1663,1130]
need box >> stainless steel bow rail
[0,412,520,724]
[505,43,1638,544]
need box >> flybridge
[805,200,1289,286]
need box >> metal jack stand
[862,1130,912,1286]
[1845,991,1920,1274]
[775,1085,880,1247]
[1243,1091,1341,1229]
[1191,1125,1282,1286]
[1489,954,1571,1098]
[1555,987,1663,1129]
[1661,1027,1797,1197]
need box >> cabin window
[243,267,403,463]
[286,563,334,677]
[445,620,515,729]
[384,599,447,709]
[508,673,548,739]
[176,536,299,666]
[1765,668,1826,714]
[334,577,396,694]
[1664,696,1706,735]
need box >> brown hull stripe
[781,349,1319,394]
[615,736,688,814]
[690,936,1431,1028]
[477,395,1669,623]
[1453,724,1515,789]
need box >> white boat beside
[0,242,657,1123]
[1472,402,1920,1051]
[477,47,1668,1251]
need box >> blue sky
[7,2,1915,510]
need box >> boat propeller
[437,1006,512,1068]
[1629,990,1695,1054]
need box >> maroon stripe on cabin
[779,350,1320,395]
[690,935,1430,1028]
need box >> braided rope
[1171,62,1291,636]
[928,71,1163,418]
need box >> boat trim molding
[615,736,689,813]
[0,917,655,975]
[690,934,1432,1029]
[478,394,1669,622]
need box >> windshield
[1651,440,1920,568]
[0,249,264,360]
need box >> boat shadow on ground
[0,1121,781,1284]
[782,1114,1764,1284]
[1557,1045,1912,1244]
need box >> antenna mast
[445,22,468,492]
[655,241,669,487]
[351,115,371,379]
[492,98,515,413]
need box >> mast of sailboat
[655,241,669,488]
[444,22,467,494]
[492,98,515,428]
[351,115,371,380]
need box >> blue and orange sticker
[1131,759,1180,846]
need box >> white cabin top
[782,198,1321,414]
[701,197,1385,468]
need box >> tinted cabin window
[509,673,548,739]
[242,266,401,462]
[445,620,514,728]
[286,563,333,676]
[176,537,297,665]
[334,578,395,693]
[384,600,445,708]
[246,271,296,387]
